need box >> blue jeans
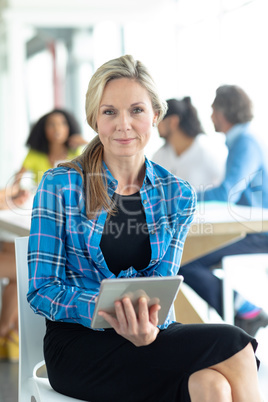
[179,233,268,317]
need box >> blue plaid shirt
[27,158,196,329]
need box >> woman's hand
[0,188,30,210]
[98,297,161,347]
[11,189,31,207]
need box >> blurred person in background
[180,85,268,336]
[152,97,227,192]
[0,108,86,361]
[13,108,87,192]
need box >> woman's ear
[153,113,159,127]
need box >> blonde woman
[27,55,262,401]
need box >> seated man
[152,97,227,192]
[180,85,268,336]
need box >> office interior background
[0,0,267,189]
[1,1,268,400]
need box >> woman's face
[97,78,157,164]
[45,113,70,145]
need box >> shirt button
[143,199,148,205]
[150,230,155,235]
[151,260,157,264]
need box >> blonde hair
[61,55,167,220]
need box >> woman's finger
[149,304,161,327]
[114,300,128,328]
[98,310,119,331]
[138,297,149,329]
[120,297,138,331]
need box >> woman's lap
[44,320,258,402]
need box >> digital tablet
[91,275,183,329]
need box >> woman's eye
[133,107,143,114]
[104,110,115,115]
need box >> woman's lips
[114,138,135,144]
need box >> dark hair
[212,85,253,124]
[26,109,81,154]
[164,97,204,138]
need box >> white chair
[0,277,9,312]
[222,253,268,324]
[15,236,85,402]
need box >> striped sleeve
[27,169,99,329]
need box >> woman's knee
[212,342,257,374]
[189,368,232,401]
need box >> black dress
[44,192,259,401]
[44,320,258,402]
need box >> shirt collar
[100,162,115,196]
[144,157,157,187]
[225,122,251,148]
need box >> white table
[0,198,32,237]
[182,202,268,264]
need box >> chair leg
[222,268,235,324]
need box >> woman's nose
[116,112,131,132]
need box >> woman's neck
[104,154,146,195]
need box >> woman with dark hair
[20,108,86,186]
[26,108,83,153]
[0,108,86,205]
[0,109,86,362]
[153,97,227,192]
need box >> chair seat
[28,377,87,401]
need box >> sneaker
[235,309,268,337]
[6,330,19,362]
[0,337,8,360]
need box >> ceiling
[0,0,178,26]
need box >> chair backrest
[15,237,46,396]
[222,253,268,318]
[222,253,268,304]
